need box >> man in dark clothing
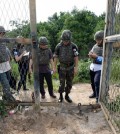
[54,30,79,103]
[13,39,30,93]
[29,36,56,99]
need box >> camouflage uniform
[0,26,16,102]
[54,30,79,103]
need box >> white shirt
[0,61,11,73]
[90,63,102,72]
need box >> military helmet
[94,30,104,40]
[0,26,6,33]
[61,30,72,41]
[38,36,48,45]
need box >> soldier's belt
[60,62,74,67]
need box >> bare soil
[0,83,113,134]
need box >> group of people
[0,25,104,104]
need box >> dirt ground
[0,83,113,134]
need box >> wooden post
[99,0,116,101]
[29,0,40,110]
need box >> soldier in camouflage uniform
[54,30,79,103]
[0,26,30,102]
[29,36,56,99]
[88,30,104,103]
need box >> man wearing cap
[54,30,79,103]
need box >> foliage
[10,60,19,80]
[73,59,91,83]
[110,58,120,83]
[0,100,7,118]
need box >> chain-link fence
[0,0,33,102]
[99,0,120,134]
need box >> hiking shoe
[89,93,96,98]
[23,88,29,91]
[41,95,45,99]
[65,95,72,103]
[50,94,56,98]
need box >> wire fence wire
[100,0,120,133]
[0,0,33,102]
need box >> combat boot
[58,93,63,103]
[65,93,72,103]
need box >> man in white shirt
[88,30,104,103]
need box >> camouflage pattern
[58,42,74,64]
[61,30,72,41]
[38,36,48,45]
[0,73,16,102]
[58,68,74,93]
[0,44,9,63]
[94,30,104,40]
[38,48,50,65]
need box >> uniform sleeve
[49,49,53,59]
[54,44,60,57]
[72,44,79,57]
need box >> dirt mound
[0,83,113,134]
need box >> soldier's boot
[65,93,72,103]
[2,93,16,103]
[58,93,63,103]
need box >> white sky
[0,0,107,30]
[36,0,107,22]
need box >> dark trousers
[39,72,54,96]
[90,70,101,99]
[17,63,29,91]
[58,68,74,94]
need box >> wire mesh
[99,0,120,133]
[0,0,33,102]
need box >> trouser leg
[44,72,53,95]
[39,73,45,95]
[94,70,101,102]
[90,70,96,95]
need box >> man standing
[0,26,16,102]
[54,30,79,103]
[88,30,104,103]
[29,36,56,99]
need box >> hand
[29,68,33,74]
[22,50,27,56]
[88,52,97,59]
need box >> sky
[0,0,107,30]
[36,0,107,22]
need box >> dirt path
[0,83,113,134]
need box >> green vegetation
[0,100,7,118]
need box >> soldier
[54,30,79,103]
[0,26,30,102]
[29,36,56,99]
[88,30,104,103]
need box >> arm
[14,51,26,62]
[74,56,79,75]
[29,58,33,73]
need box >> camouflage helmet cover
[94,30,104,40]
[0,26,6,33]
[61,30,72,41]
[38,36,48,45]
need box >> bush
[73,59,91,83]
